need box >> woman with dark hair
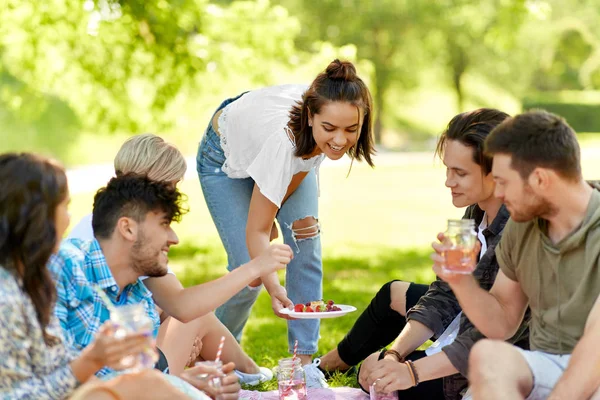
[0,153,165,399]
[197,59,375,386]
[318,109,530,400]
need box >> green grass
[67,160,450,389]
[168,242,433,389]
[66,153,600,390]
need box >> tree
[0,0,303,134]
[272,0,435,144]
[527,0,600,90]
[429,0,530,111]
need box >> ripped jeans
[196,100,322,355]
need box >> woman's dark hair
[0,153,68,346]
[435,108,511,174]
[289,59,375,166]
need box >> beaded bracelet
[383,349,404,363]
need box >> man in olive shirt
[435,110,600,400]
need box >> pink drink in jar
[442,219,477,274]
[278,380,307,400]
[277,358,306,400]
[369,383,399,400]
[443,247,476,274]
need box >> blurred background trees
[1,0,599,163]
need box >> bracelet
[405,360,420,387]
[383,349,404,363]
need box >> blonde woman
[69,134,276,384]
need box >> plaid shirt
[48,238,160,376]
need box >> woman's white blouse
[218,84,325,208]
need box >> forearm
[247,230,280,293]
[413,351,458,382]
[389,320,434,358]
[71,348,102,383]
[160,263,261,322]
[548,333,600,400]
[450,277,516,339]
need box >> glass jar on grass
[442,219,478,274]
[277,358,306,400]
[110,303,157,371]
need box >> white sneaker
[304,358,329,389]
[234,366,274,386]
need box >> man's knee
[470,340,534,397]
[469,339,500,379]
[291,216,320,240]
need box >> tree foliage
[0,0,302,135]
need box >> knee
[389,281,411,315]
[291,216,320,240]
[469,339,499,381]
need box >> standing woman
[197,59,375,385]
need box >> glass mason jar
[195,360,224,400]
[277,358,307,400]
[443,219,478,274]
[110,303,157,371]
[369,381,399,400]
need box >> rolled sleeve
[407,279,462,337]
[442,325,485,376]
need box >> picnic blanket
[240,387,369,399]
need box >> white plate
[280,304,357,319]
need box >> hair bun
[326,59,357,81]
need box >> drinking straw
[290,339,298,384]
[215,335,225,364]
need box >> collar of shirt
[84,238,155,306]
[466,204,510,240]
[55,239,160,345]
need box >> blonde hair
[114,134,187,182]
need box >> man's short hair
[92,174,187,239]
[485,110,581,181]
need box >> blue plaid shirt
[48,238,160,376]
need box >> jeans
[196,96,322,355]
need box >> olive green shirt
[496,189,600,354]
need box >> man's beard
[509,185,556,222]
[131,231,168,278]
